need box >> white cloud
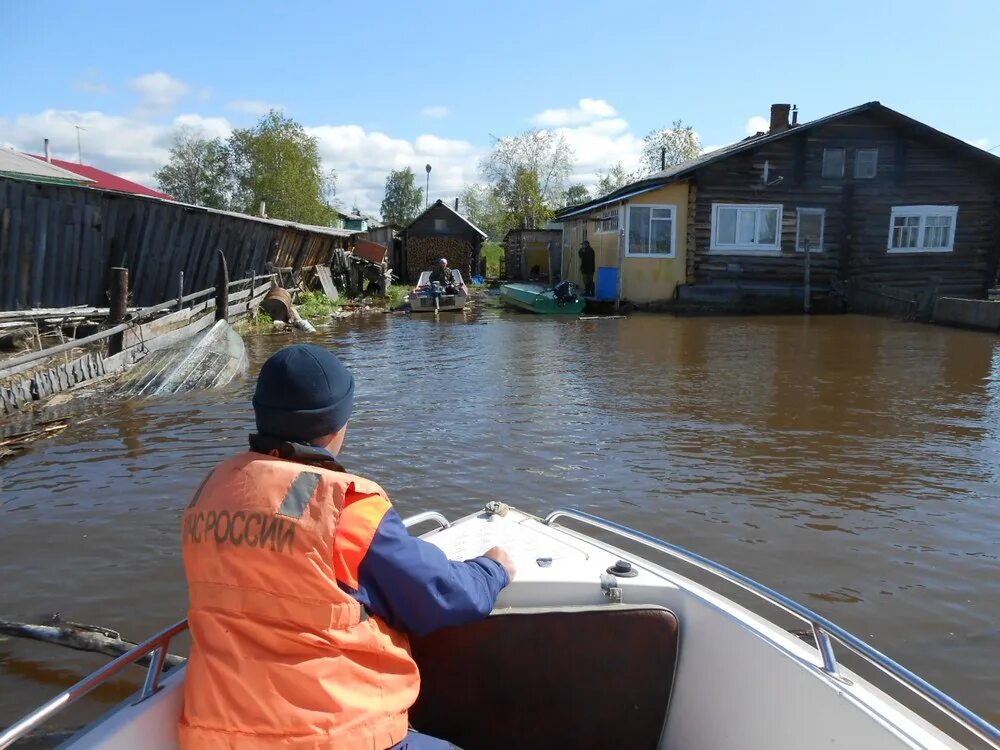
[307,124,480,215]
[968,137,991,151]
[420,105,450,119]
[228,99,283,116]
[746,115,769,135]
[531,98,617,127]
[129,72,190,117]
[0,109,232,191]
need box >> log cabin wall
[688,110,1000,300]
[0,176,353,310]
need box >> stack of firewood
[407,237,474,282]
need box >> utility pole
[425,164,431,208]
[75,125,87,165]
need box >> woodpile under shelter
[502,227,563,282]
[403,200,486,283]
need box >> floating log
[0,616,184,669]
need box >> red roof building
[29,155,174,200]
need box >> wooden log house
[556,101,1000,312]
[403,199,486,283]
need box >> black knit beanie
[252,344,355,442]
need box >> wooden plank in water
[316,265,339,301]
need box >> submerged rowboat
[499,282,586,315]
[3,505,998,749]
[407,271,469,313]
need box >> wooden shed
[503,227,563,282]
[403,200,487,283]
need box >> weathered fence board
[0,177,356,310]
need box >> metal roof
[556,101,1000,220]
[0,149,95,183]
[29,155,174,199]
[405,199,488,238]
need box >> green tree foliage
[380,167,423,226]
[154,127,231,209]
[562,183,591,207]
[595,162,637,197]
[459,183,513,241]
[228,110,335,225]
[480,129,573,230]
[640,119,702,173]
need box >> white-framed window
[796,208,825,253]
[887,206,958,253]
[594,210,619,234]
[854,148,878,179]
[434,218,447,231]
[710,203,782,254]
[822,148,845,178]
[626,204,676,257]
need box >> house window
[710,203,782,254]
[434,218,447,231]
[626,204,676,257]
[854,148,878,178]
[595,210,619,234]
[796,208,825,253]
[888,206,958,252]
[822,148,845,178]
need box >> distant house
[403,199,487,282]
[335,210,370,231]
[29,155,174,200]
[555,101,1000,310]
[503,226,563,282]
[0,149,94,187]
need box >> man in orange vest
[180,344,515,749]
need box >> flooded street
[2,308,999,731]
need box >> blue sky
[1,0,997,214]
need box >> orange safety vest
[178,452,418,750]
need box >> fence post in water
[215,250,229,322]
[803,238,812,314]
[107,266,128,356]
[177,271,184,312]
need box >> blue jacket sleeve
[344,508,509,637]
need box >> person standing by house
[579,240,596,297]
[179,344,516,750]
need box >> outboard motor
[552,281,578,304]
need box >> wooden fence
[0,262,271,417]
[0,176,355,310]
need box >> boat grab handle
[544,507,1000,749]
[0,619,189,750]
[402,511,451,531]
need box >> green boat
[499,283,586,315]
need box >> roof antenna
[660,147,666,171]
[75,124,87,165]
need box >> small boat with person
[499,281,586,315]
[3,504,997,750]
[406,270,469,313]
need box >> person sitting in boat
[429,257,458,293]
[179,343,516,750]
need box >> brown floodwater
[1,308,999,736]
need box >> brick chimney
[769,103,791,133]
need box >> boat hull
[499,284,585,315]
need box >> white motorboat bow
[407,271,469,313]
[2,505,998,749]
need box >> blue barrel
[595,266,618,300]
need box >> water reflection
[1,311,999,727]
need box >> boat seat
[409,605,679,750]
